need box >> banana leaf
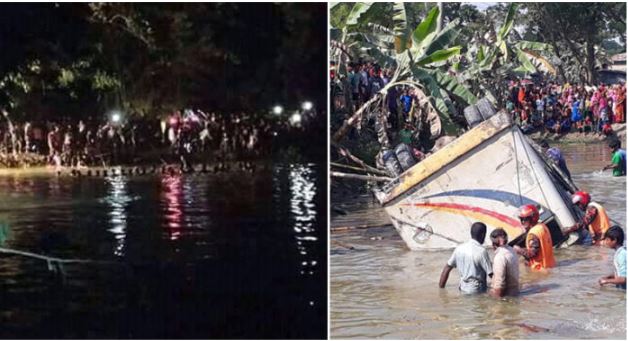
[365,23,394,36]
[393,2,411,53]
[412,6,439,46]
[521,49,557,75]
[428,68,478,105]
[410,65,456,121]
[515,40,553,52]
[416,46,461,67]
[392,2,407,37]
[424,18,461,56]
[346,2,374,26]
[477,45,485,63]
[515,48,539,73]
[497,3,518,42]
[499,41,508,62]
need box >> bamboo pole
[332,142,387,175]
[331,171,392,182]
[330,161,390,176]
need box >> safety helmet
[572,191,591,207]
[518,204,539,225]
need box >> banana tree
[458,3,558,106]
[331,3,478,143]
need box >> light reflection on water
[289,165,318,278]
[161,175,183,240]
[0,163,326,338]
[104,176,131,256]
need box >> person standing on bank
[439,222,493,294]
[513,205,556,270]
[489,228,520,298]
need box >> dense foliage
[0,3,326,120]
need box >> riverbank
[0,160,273,177]
[528,122,626,144]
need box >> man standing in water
[598,226,626,290]
[562,191,611,245]
[489,228,520,298]
[513,205,556,270]
[439,222,493,294]
[602,139,626,176]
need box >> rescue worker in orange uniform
[513,204,556,270]
[562,191,611,245]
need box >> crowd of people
[334,59,627,154]
[332,60,418,131]
[507,80,626,136]
[440,194,626,298]
[0,109,303,168]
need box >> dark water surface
[0,163,326,339]
[331,142,626,339]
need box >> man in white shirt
[439,222,493,294]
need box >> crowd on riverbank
[0,108,308,168]
[333,60,626,138]
[507,80,626,136]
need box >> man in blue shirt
[599,226,626,290]
[540,140,572,180]
[400,90,413,121]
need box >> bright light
[272,105,284,115]
[290,112,302,125]
[111,112,121,123]
[301,101,313,111]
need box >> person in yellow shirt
[513,204,556,270]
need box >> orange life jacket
[526,223,556,270]
[588,202,610,241]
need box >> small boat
[374,110,580,250]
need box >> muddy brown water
[331,142,626,339]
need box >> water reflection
[161,175,183,240]
[0,163,326,338]
[290,165,318,268]
[104,175,131,257]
